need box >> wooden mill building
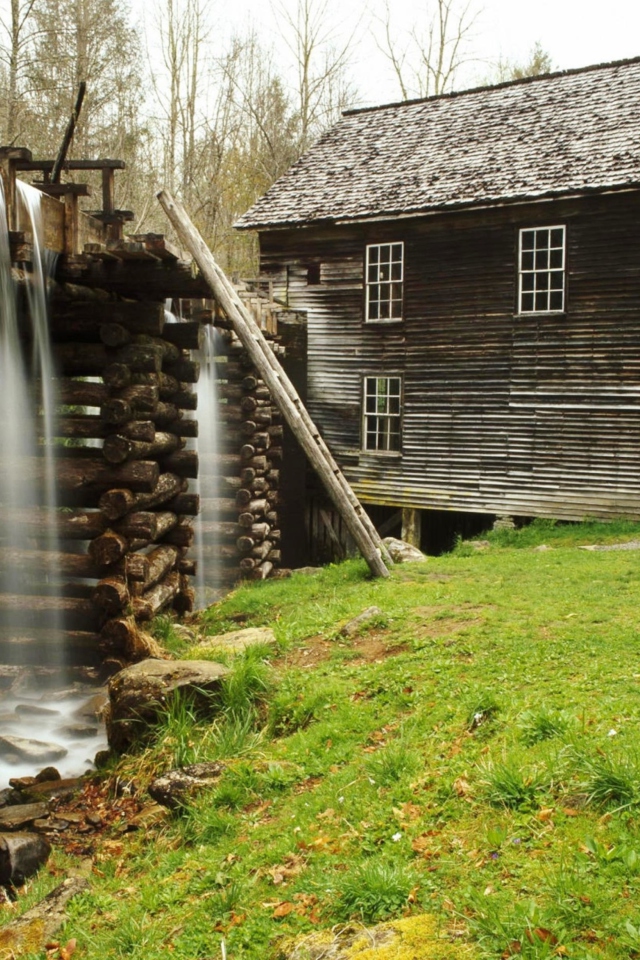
[237,57,640,551]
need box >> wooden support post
[401,508,422,549]
[157,189,390,579]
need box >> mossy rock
[280,915,475,959]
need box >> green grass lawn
[14,519,640,959]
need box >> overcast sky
[219,0,640,106]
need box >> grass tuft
[332,857,419,923]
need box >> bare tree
[0,0,40,142]
[377,0,479,100]
[275,0,359,151]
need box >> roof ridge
[342,54,640,116]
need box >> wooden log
[0,628,99,664]
[162,518,194,547]
[269,549,281,563]
[100,398,133,426]
[177,558,197,576]
[265,446,283,462]
[173,387,198,410]
[114,510,177,542]
[134,334,181,362]
[131,571,180,621]
[51,300,165,336]
[152,402,181,427]
[158,190,390,577]
[102,363,132,389]
[0,546,100,579]
[239,467,256,484]
[164,358,200,383]
[165,492,199,516]
[99,323,131,347]
[251,561,273,581]
[235,489,252,508]
[88,530,129,567]
[251,540,273,560]
[93,576,130,617]
[138,545,179,592]
[268,425,284,440]
[251,477,270,494]
[162,450,198,478]
[58,379,108,408]
[240,556,256,571]
[98,487,136,521]
[161,321,205,351]
[0,458,160,505]
[99,473,186,520]
[102,431,181,465]
[130,371,179,397]
[125,553,149,582]
[100,617,137,655]
[49,415,156,442]
[172,418,198,438]
[53,342,163,375]
[240,444,255,460]
[0,595,98,631]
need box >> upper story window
[363,375,402,452]
[519,226,566,314]
[366,243,404,321]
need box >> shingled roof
[236,57,640,231]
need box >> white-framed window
[518,226,566,314]
[366,242,404,321]
[363,376,402,452]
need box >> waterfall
[17,181,63,654]
[0,180,107,785]
[194,324,221,607]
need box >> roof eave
[235,181,640,233]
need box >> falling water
[17,181,63,652]
[194,324,221,607]
[0,181,107,786]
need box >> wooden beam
[157,189,390,579]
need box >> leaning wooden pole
[157,190,390,579]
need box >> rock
[0,833,51,885]
[534,544,552,552]
[281,914,471,959]
[148,761,227,810]
[293,566,322,575]
[340,606,383,638]
[21,778,83,802]
[106,659,230,752]
[57,722,99,739]
[382,537,427,563]
[14,703,60,717]
[493,515,516,531]
[94,748,111,769]
[8,777,37,790]
[196,627,277,656]
[0,735,68,764]
[73,690,108,721]
[0,802,49,830]
[0,789,17,809]
[36,767,61,784]
[0,876,89,956]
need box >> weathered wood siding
[259,193,640,520]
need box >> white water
[0,181,107,787]
[194,325,221,607]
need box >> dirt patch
[275,631,409,670]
